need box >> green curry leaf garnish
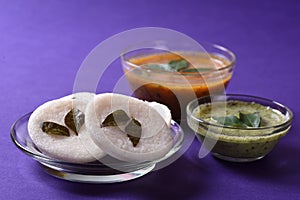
[101,110,130,127]
[101,110,142,147]
[145,59,189,72]
[64,108,85,135]
[42,122,70,137]
[213,112,261,128]
[125,118,142,147]
[168,59,189,71]
[239,112,261,128]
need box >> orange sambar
[123,52,233,121]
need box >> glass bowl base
[212,153,264,162]
[40,162,156,183]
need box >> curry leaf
[101,110,142,147]
[213,112,261,128]
[145,63,170,71]
[42,122,70,137]
[168,59,189,71]
[213,116,247,128]
[125,118,142,147]
[101,110,130,128]
[145,59,189,72]
[239,112,261,128]
[64,108,85,135]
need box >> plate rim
[10,112,184,168]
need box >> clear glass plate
[10,112,184,183]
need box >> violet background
[1,0,300,199]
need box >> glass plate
[10,112,184,183]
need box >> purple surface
[1,0,300,199]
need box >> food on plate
[28,92,174,163]
[28,92,106,163]
[149,101,172,127]
[85,93,173,162]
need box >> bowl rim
[186,94,293,132]
[120,43,236,76]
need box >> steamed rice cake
[85,93,173,162]
[28,93,106,163]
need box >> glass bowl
[186,94,293,162]
[121,42,236,121]
[11,112,184,183]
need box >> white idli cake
[85,93,173,162]
[28,93,106,163]
[149,101,172,128]
[59,92,95,102]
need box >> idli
[28,93,106,163]
[149,101,172,127]
[85,93,173,162]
